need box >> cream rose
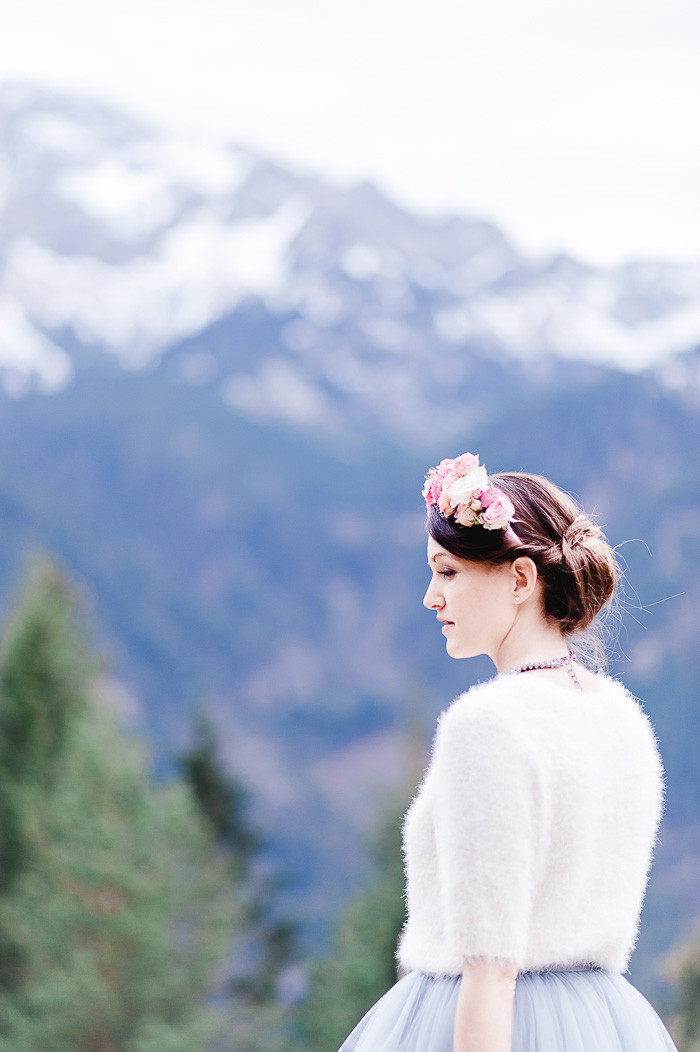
[445,466,489,509]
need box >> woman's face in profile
[423,535,515,661]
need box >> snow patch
[0,296,73,395]
[225,196,311,294]
[24,113,97,158]
[342,243,382,281]
[56,136,250,242]
[143,136,250,198]
[5,235,239,366]
[447,246,514,293]
[4,198,309,367]
[435,275,700,371]
[58,157,178,239]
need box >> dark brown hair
[428,473,617,640]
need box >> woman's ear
[510,556,538,605]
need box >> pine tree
[296,797,408,1051]
[0,559,89,893]
[181,719,297,1047]
[0,558,244,1051]
[180,717,259,876]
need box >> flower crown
[422,452,516,531]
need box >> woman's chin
[445,638,467,659]
[445,637,480,660]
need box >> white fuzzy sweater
[398,674,664,976]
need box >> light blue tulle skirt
[338,968,678,1051]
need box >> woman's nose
[423,578,442,610]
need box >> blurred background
[0,0,699,1048]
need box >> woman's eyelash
[439,568,456,578]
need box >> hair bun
[561,515,602,558]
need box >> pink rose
[454,502,479,526]
[481,489,515,530]
[437,472,459,515]
[478,488,496,509]
[452,452,480,476]
[423,458,457,508]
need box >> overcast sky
[2,0,699,266]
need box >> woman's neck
[493,618,569,676]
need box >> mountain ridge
[2,82,700,415]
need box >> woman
[339,453,677,1052]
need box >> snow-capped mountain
[1,82,700,411]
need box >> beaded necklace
[508,652,582,692]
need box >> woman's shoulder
[438,673,552,730]
[433,677,535,765]
[427,679,547,801]
[438,676,515,730]
[435,671,658,749]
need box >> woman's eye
[439,568,456,579]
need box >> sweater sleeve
[430,697,543,966]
